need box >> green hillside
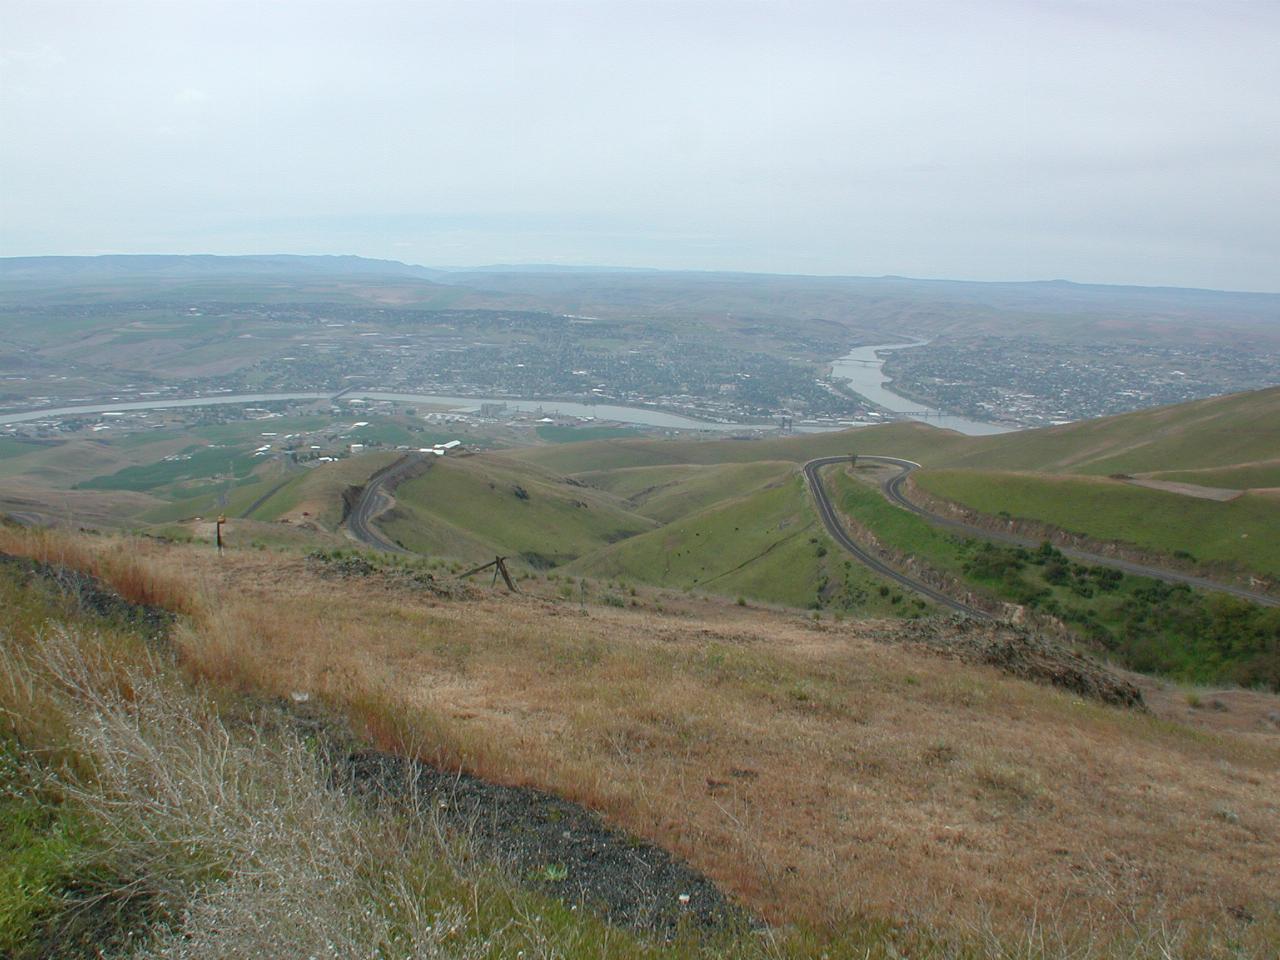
[829,467,1280,688]
[1144,459,1280,491]
[930,386,1280,475]
[245,452,400,527]
[569,475,914,614]
[0,439,168,487]
[512,420,971,473]
[913,469,1280,576]
[380,456,656,567]
[574,460,795,522]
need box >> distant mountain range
[2,254,1276,348]
[4,253,1279,297]
[0,254,449,283]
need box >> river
[829,343,1014,436]
[2,351,1017,436]
[0,390,779,432]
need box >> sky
[2,0,1278,291]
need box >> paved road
[808,455,1278,609]
[344,454,430,555]
[803,457,992,618]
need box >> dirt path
[1122,477,1243,501]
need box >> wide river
[0,391,778,432]
[830,343,1013,436]
[1,345,1017,436]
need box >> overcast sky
[2,0,1278,290]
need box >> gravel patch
[338,749,752,939]
[0,550,174,643]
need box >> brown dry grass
[4,525,1278,954]
[0,524,203,616]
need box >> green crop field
[78,444,261,492]
[186,416,331,444]
[913,469,1280,576]
[0,438,44,460]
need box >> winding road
[343,453,430,555]
[804,456,1279,612]
[803,456,992,618]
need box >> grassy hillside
[0,438,172,487]
[381,455,656,566]
[244,451,400,527]
[511,420,971,473]
[571,474,916,615]
[829,467,1280,688]
[0,414,433,530]
[931,386,1280,474]
[535,424,640,443]
[574,460,796,522]
[374,454,912,611]
[514,386,1280,482]
[1145,459,1280,490]
[2,526,1277,958]
[914,469,1280,576]
[138,468,293,524]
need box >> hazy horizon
[3,1,1279,293]
[7,250,1280,296]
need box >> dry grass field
[3,523,1277,957]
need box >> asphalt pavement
[804,455,1278,611]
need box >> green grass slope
[914,469,1280,576]
[570,475,916,615]
[244,452,400,527]
[514,386,1280,481]
[829,467,1280,688]
[510,420,973,473]
[574,461,796,522]
[1145,459,1280,491]
[931,386,1280,475]
[380,455,656,567]
[0,439,169,487]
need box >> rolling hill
[378,455,657,567]
[927,385,1280,475]
[911,470,1280,576]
